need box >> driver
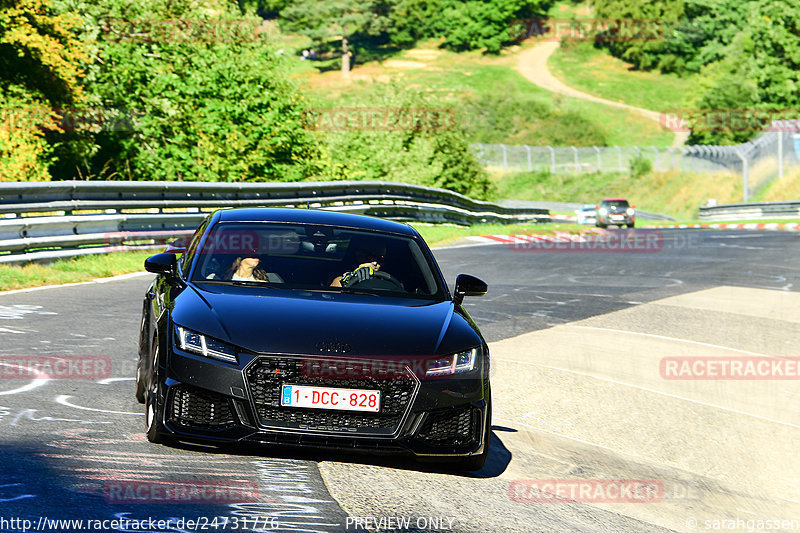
[330,241,388,288]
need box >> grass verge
[548,41,694,113]
[0,251,153,292]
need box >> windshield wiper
[195,280,273,287]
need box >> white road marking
[55,395,144,416]
[567,324,781,358]
[0,361,49,396]
[97,377,135,385]
[496,358,800,430]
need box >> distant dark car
[137,208,491,470]
[595,198,636,228]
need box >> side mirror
[453,274,487,305]
[164,236,188,254]
[632,204,637,209]
[145,253,178,277]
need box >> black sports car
[137,208,491,469]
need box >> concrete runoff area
[320,286,800,532]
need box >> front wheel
[145,344,168,443]
[135,356,145,404]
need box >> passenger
[227,247,270,282]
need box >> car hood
[172,284,481,357]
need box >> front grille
[245,357,417,435]
[417,407,478,445]
[169,384,236,429]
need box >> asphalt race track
[0,229,798,533]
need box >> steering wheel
[349,270,404,291]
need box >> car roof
[214,207,418,236]
[601,198,628,202]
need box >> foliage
[48,0,320,181]
[278,0,396,61]
[392,0,550,53]
[629,153,652,179]
[316,84,494,199]
[593,0,800,144]
[0,0,89,181]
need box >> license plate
[610,215,625,220]
[281,384,380,413]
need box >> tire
[145,343,168,444]
[135,355,145,404]
[628,222,635,228]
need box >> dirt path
[516,41,688,147]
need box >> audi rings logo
[315,341,352,354]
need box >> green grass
[548,41,694,113]
[0,251,153,292]
[293,41,675,147]
[492,168,746,221]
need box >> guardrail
[698,201,800,222]
[0,181,550,264]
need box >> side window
[179,220,209,278]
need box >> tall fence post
[651,146,659,171]
[615,146,623,172]
[547,146,555,173]
[572,146,579,174]
[525,144,532,172]
[594,146,601,172]
[501,144,508,171]
[778,129,784,180]
[736,150,749,202]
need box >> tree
[0,0,89,181]
[47,0,320,181]
[279,0,397,74]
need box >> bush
[629,154,652,179]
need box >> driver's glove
[340,265,375,287]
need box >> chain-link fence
[472,126,800,202]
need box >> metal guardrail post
[547,146,555,174]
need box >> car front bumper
[157,346,490,458]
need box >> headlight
[626,208,635,216]
[598,208,608,215]
[426,348,478,376]
[175,326,237,364]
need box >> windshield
[601,200,630,208]
[190,222,445,300]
